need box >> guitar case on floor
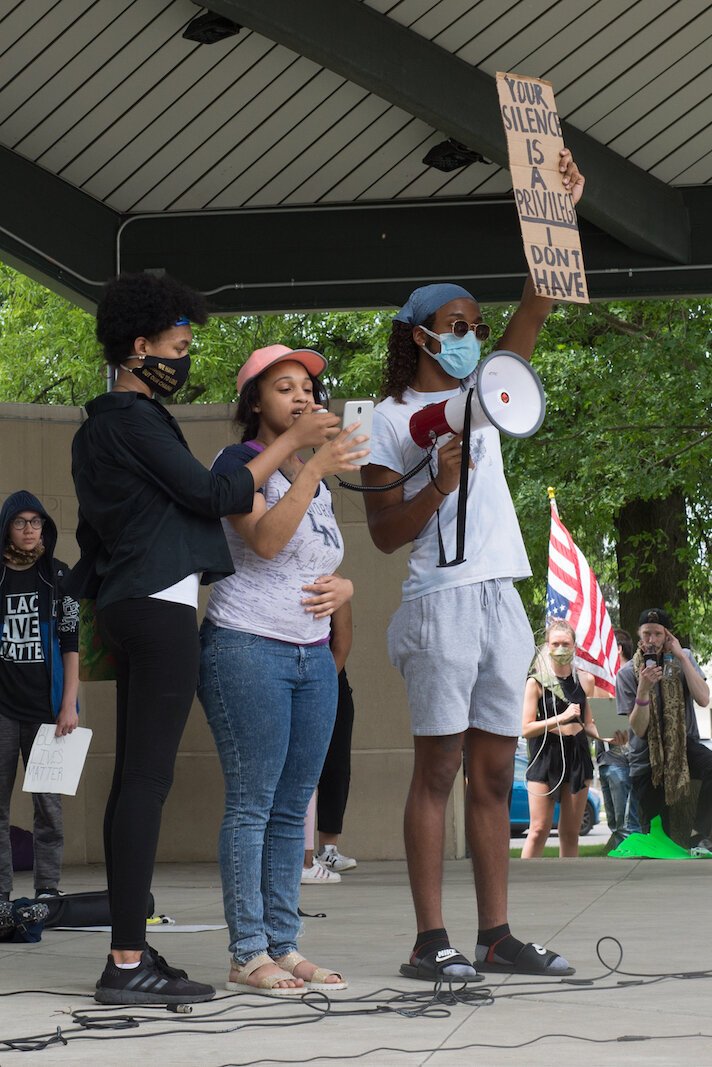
[42,890,155,928]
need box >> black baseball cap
[638,608,671,628]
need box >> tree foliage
[1,261,709,653]
[0,263,102,403]
[505,299,711,653]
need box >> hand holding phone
[341,400,374,467]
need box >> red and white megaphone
[409,350,546,447]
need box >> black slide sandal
[400,948,484,983]
[476,941,575,976]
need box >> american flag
[546,494,620,695]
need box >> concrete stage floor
[1,858,711,1066]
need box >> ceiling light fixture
[422,139,491,172]
[183,12,241,44]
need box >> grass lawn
[509,842,611,858]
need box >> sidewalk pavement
[1,857,711,1066]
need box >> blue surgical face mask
[419,326,482,379]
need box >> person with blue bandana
[362,148,585,983]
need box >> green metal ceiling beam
[204,0,691,264]
[2,150,711,314]
[0,146,117,310]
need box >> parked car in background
[510,751,601,836]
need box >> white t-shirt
[149,573,200,609]
[205,444,344,643]
[369,384,531,601]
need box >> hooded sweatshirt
[0,491,79,723]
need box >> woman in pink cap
[198,345,367,996]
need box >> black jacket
[69,392,254,609]
[0,490,79,718]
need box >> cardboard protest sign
[22,725,92,796]
[496,72,588,304]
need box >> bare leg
[464,730,517,930]
[318,832,339,848]
[404,733,464,931]
[468,733,575,976]
[303,792,316,868]
[521,782,556,858]
[557,783,591,857]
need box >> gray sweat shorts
[387,579,534,737]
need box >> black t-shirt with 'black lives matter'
[0,565,51,724]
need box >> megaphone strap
[337,446,435,493]
[434,387,473,569]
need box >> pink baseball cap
[236,344,328,393]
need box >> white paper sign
[22,725,92,796]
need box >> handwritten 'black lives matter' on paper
[496,71,589,304]
[22,725,93,796]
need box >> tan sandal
[226,952,305,997]
[275,950,348,991]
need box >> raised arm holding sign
[360,132,586,983]
[497,71,588,305]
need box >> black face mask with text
[126,353,191,397]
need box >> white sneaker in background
[301,860,341,884]
[690,838,712,858]
[315,844,357,872]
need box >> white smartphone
[341,399,374,466]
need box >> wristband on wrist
[634,698,650,706]
[431,479,448,497]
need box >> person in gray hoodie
[0,490,79,902]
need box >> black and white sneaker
[15,902,50,925]
[316,844,358,873]
[95,949,215,1005]
[146,944,189,980]
[0,900,13,933]
[0,901,49,942]
[94,945,190,990]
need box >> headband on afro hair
[96,272,208,365]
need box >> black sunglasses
[449,320,491,341]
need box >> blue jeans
[198,621,337,965]
[626,784,641,835]
[600,761,634,835]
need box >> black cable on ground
[2,938,712,1055]
[214,1031,712,1067]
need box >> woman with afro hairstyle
[70,273,341,1006]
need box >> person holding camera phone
[197,344,367,996]
[616,608,711,852]
[521,619,606,858]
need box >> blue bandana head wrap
[394,284,477,326]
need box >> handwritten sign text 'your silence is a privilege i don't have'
[496,71,589,304]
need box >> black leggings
[98,597,199,950]
[317,669,355,836]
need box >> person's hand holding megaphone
[432,433,474,496]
